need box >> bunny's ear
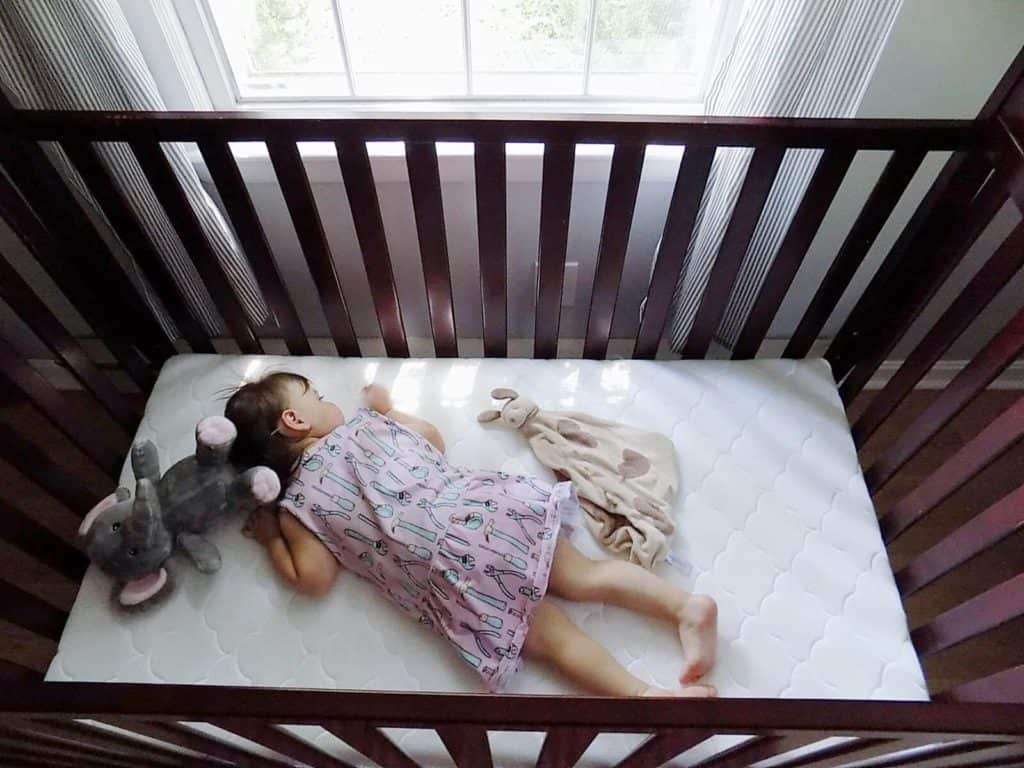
[477,409,502,423]
[491,387,519,400]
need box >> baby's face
[282,379,345,438]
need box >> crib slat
[942,665,1024,703]
[732,147,856,359]
[0,577,66,642]
[0,337,124,479]
[584,143,646,360]
[535,142,576,359]
[682,146,785,359]
[691,734,820,768]
[198,139,311,356]
[475,141,508,357]
[896,483,1024,597]
[865,306,1024,493]
[823,149,983,378]
[213,720,354,768]
[829,152,998,399]
[612,729,709,768]
[266,137,360,357]
[406,141,458,357]
[436,725,493,768]
[0,132,174,367]
[129,140,262,354]
[839,179,1010,405]
[0,154,155,390]
[912,572,1024,657]
[0,723,154,767]
[536,727,598,768]
[854,219,1024,446]
[61,140,214,354]
[825,741,996,768]
[0,430,97,516]
[881,394,1024,542]
[22,719,216,768]
[0,499,88,582]
[786,149,926,358]
[764,738,896,768]
[336,137,408,358]
[104,719,292,768]
[1,743,134,768]
[0,252,139,430]
[325,723,419,768]
[634,146,715,359]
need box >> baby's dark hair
[224,371,310,487]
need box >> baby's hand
[362,383,393,414]
[243,507,281,546]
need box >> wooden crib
[0,45,1021,768]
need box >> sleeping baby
[226,372,717,696]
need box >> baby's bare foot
[640,684,717,698]
[677,594,718,683]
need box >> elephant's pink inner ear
[119,568,167,606]
[79,491,120,536]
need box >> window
[173,0,737,111]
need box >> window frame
[154,0,742,115]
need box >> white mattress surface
[48,355,927,766]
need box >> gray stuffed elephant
[78,415,280,609]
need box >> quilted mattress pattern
[48,356,927,767]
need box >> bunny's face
[476,387,539,430]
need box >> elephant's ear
[477,409,501,423]
[491,387,519,401]
[79,488,130,537]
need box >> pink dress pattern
[278,407,578,691]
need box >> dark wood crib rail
[0,46,1021,766]
[0,684,1022,768]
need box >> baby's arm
[362,384,445,453]
[246,508,340,597]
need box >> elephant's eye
[112,522,121,532]
[128,548,138,557]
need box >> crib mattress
[48,355,927,767]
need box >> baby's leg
[548,538,717,683]
[524,600,715,697]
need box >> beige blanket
[478,387,679,568]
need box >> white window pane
[589,0,718,99]
[470,0,590,95]
[207,0,349,98]
[342,0,466,97]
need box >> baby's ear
[491,387,518,401]
[477,409,501,423]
